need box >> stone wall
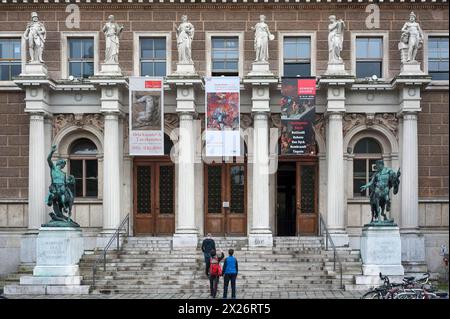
[0,92,28,199]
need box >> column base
[248,231,273,248]
[20,230,39,264]
[328,230,350,248]
[172,232,198,250]
[400,230,426,273]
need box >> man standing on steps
[222,249,239,299]
[201,233,216,278]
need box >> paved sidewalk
[2,290,365,299]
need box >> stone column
[27,113,48,230]
[102,113,121,231]
[173,112,198,248]
[325,111,348,247]
[248,112,273,247]
[170,82,200,249]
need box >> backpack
[209,257,222,276]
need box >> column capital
[324,111,344,120]
[252,111,270,121]
[397,111,419,121]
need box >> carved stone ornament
[343,113,399,138]
[53,114,104,137]
[270,114,282,129]
[240,114,253,130]
[165,113,180,131]
[314,113,326,140]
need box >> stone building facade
[0,0,448,278]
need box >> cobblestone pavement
[2,290,365,299]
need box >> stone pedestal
[4,227,89,295]
[325,62,347,75]
[20,63,48,77]
[174,62,197,75]
[355,225,404,286]
[400,62,424,76]
[247,61,273,76]
[98,63,122,76]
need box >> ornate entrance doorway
[276,159,318,235]
[204,163,247,236]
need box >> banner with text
[205,77,240,157]
[280,77,316,155]
[129,77,164,156]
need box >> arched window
[69,138,98,198]
[353,137,382,197]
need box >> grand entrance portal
[204,163,247,236]
[133,158,175,236]
[276,160,318,236]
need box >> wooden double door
[204,163,247,236]
[277,160,318,236]
[133,159,175,235]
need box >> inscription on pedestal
[38,239,67,265]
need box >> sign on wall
[129,77,164,156]
[205,77,240,157]
[280,77,316,155]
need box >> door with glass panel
[296,162,318,235]
[133,160,175,235]
[204,164,246,236]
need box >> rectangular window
[428,36,449,80]
[69,159,98,198]
[0,38,21,81]
[283,37,311,77]
[140,37,166,76]
[211,37,239,76]
[68,38,94,78]
[356,37,383,78]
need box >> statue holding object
[43,145,79,227]
[360,160,401,225]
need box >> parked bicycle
[361,272,448,299]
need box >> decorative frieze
[343,113,399,138]
[53,113,104,137]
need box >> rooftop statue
[103,15,124,64]
[176,15,195,64]
[400,12,424,63]
[251,15,275,62]
[328,15,345,64]
[360,160,401,225]
[43,145,79,227]
[23,12,46,63]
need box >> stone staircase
[78,236,363,295]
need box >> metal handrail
[92,214,130,288]
[318,213,344,289]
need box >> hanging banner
[280,77,316,155]
[205,76,240,157]
[129,77,164,156]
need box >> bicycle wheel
[395,292,418,299]
[361,290,382,299]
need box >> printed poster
[205,77,240,157]
[129,77,164,156]
[280,77,316,155]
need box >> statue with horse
[43,144,79,227]
[360,160,401,225]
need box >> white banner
[129,77,164,156]
[205,77,240,157]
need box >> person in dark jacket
[222,248,239,299]
[201,233,216,277]
[209,249,224,298]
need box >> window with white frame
[69,138,98,198]
[428,36,449,81]
[352,137,383,197]
[356,37,383,78]
[0,38,21,81]
[140,37,166,76]
[211,37,239,76]
[68,37,94,79]
[283,36,311,77]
